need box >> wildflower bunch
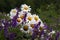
[0,4,60,40]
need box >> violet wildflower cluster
[0,4,60,40]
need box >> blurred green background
[0,0,60,31]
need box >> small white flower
[10,8,17,19]
[48,30,55,36]
[44,30,47,32]
[7,14,10,16]
[2,23,5,27]
[48,33,51,35]
[21,4,31,12]
[51,30,55,34]
[41,35,44,39]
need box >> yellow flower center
[23,25,28,31]
[24,6,28,10]
[30,24,34,28]
[12,9,16,13]
[17,18,21,22]
[39,27,43,31]
[34,16,39,21]
[28,16,32,21]
[20,15,24,19]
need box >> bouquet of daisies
[0,4,60,40]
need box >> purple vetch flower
[44,23,52,32]
[31,31,37,40]
[31,25,37,40]
[49,27,53,32]
[1,19,6,24]
[1,20,10,38]
[2,20,10,28]
[45,35,50,40]
[37,22,41,27]
[34,22,41,29]
[11,18,17,27]
[11,10,19,27]
[4,28,9,38]
[32,22,41,36]
[39,30,45,37]
[0,26,3,31]
[21,12,27,24]
[45,37,49,40]
[39,30,47,40]
[44,23,48,29]
[45,33,54,40]
[49,37,53,40]
[9,33,16,40]
[3,21,9,38]
[55,32,60,40]
[23,12,27,22]
[32,23,40,40]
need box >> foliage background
[0,0,60,40]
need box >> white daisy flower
[32,14,44,26]
[18,11,25,19]
[32,14,40,22]
[20,23,31,33]
[21,4,31,12]
[28,19,36,29]
[31,14,44,31]
[18,11,25,16]
[17,17,22,24]
[10,8,17,19]
[39,19,44,27]
[26,13,33,21]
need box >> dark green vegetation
[0,0,60,30]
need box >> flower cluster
[0,4,60,40]
[10,4,44,34]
